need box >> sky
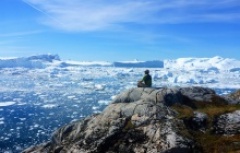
[0,0,240,61]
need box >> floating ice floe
[19,118,26,121]
[95,84,105,90]
[98,100,110,105]
[34,124,40,128]
[111,95,117,99]
[17,103,27,106]
[49,112,55,116]
[0,101,16,107]
[13,98,22,102]
[92,106,99,110]
[67,95,76,99]
[70,119,78,123]
[42,104,57,108]
[16,127,21,130]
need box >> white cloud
[22,0,240,31]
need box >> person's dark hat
[144,69,149,74]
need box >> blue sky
[0,0,240,61]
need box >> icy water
[0,67,238,152]
[0,91,113,152]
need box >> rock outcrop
[23,87,240,153]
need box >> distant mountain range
[0,54,240,71]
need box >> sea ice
[49,112,55,116]
[17,103,27,105]
[0,101,16,107]
[95,84,105,90]
[98,100,110,105]
[111,95,116,99]
[0,55,240,153]
[92,106,99,110]
[16,127,21,130]
[19,118,26,121]
[67,95,76,99]
[42,104,57,108]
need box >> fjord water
[0,55,240,152]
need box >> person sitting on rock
[138,69,152,87]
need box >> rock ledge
[23,87,240,153]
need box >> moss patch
[172,101,240,120]
[198,104,240,119]
[171,101,240,153]
[171,104,194,119]
[123,119,134,131]
[193,132,240,153]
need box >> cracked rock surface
[22,87,240,153]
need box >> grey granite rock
[22,86,240,153]
[214,110,240,135]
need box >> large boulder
[214,110,240,135]
[22,87,240,153]
[225,89,240,104]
